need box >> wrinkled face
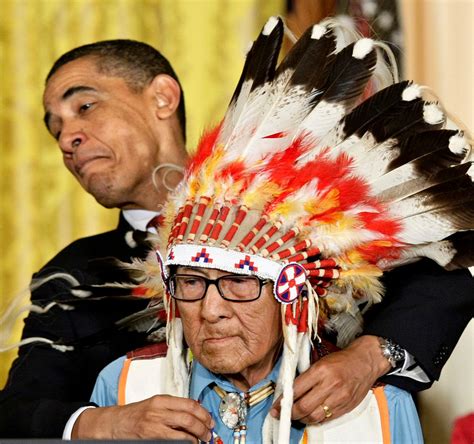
[175,266,282,386]
[43,57,161,208]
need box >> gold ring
[322,404,333,418]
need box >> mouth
[204,336,236,345]
[75,155,110,176]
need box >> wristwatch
[379,337,405,368]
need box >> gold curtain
[0,0,284,386]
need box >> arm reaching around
[270,335,390,423]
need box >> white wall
[419,321,473,443]
[401,1,474,442]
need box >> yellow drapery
[0,0,284,386]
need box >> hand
[270,335,391,424]
[72,395,215,443]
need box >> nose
[58,121,87,154]
[200,283,231,322]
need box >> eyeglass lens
[171,275,261,301]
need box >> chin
[87,181,120,208]
[203,359,246,376]
[93,195,119,209]
[198,349,248,375]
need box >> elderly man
[85,17,472,443]
[1,22,473,439]
[91,265,422,443]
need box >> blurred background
[0,0,472,442]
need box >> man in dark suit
[0,39,472,438]
[0,40,188,437]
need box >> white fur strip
[278,324,298,443]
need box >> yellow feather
[243,182,281,209]
[304,189,340,215]
[271,201,297,217]
[340,265,383,277]
[371,240,393,247]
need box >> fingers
[107,395,214,441]
[159,395,214,428]
[272,385,361,425]
[270,365,331,420]
[160,428,201,444]
[270,351,375,425]
[165,410,213,442]
[291,364,324,401]
[149,396,214,441]
[296,391,359,424]
[298,402,333,424]
[270,364,322,417]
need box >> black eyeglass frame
[167,273,272,302]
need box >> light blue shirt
[91,355,423,443]
[190,358,304,443]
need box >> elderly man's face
[176,267,282,388]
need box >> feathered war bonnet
[142,16,473,442]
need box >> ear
[147,74,181,120]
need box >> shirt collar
[122,209,160,232]
[190,355,282,401]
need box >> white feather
[224,23,337,165]
[220,83,272,152]
[370,154,420,195]
[423,103,444,125]
[449,133,468,156]
[311,224,384,257]
[219,79,254,144]
[70,289,92,298]
[320,16,360,53]
[296,101,346,146]
[396,211,461,244]
[124,231,137,248]
[311,24,327,40]
[263,16,279,35]
[330,312,364,347]
[397,241,457,267]
[237,85,317,164]
[353,38,374,59]
[402,84,422,101]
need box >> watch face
[380,338,405,367]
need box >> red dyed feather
[358,212,400,237]
[188,122,222,174]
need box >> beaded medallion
[218,392,248,429]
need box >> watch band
[379,337,405,368]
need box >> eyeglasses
[168,274,271,302]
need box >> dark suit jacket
[365,259,474,390]
[0,214,472,437]
[0,214,150,437]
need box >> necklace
[213,381,275,444]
